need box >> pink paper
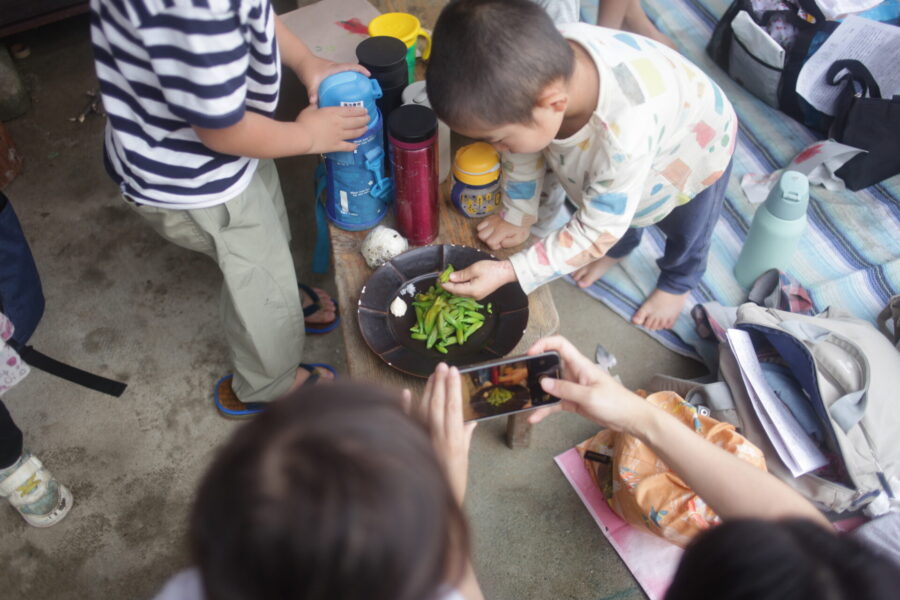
[556,447,865,600]
[555,448,682,600]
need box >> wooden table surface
[328,182,560,447]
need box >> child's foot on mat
[572,256,621,288]
[289,364,335,392]
[302,286,337,326]
[632,289,688,331]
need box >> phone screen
[459,351,561,422]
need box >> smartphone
[458,351,561,422]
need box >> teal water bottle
[734,170,809,288]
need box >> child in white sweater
[427,0,736,330]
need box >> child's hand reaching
[294,104,370,154]
[477,214,531,250]
[297,56,370,105]
[441,259,518,300]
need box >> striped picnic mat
[573,0,900,363]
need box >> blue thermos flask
[734,170,809,288]
[317,71,393,231]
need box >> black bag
[707,0,836,132]
[0,192,126,397]
[706,1,899,134]
[826,60,900,191]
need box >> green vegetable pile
[408,264,493,354]
[485,387,513,407]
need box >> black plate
[358,245,529,377]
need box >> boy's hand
[294,105,370,154]
[441,259,518,300]
[477,214,531,250]
[297,56,370,105]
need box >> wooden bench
[328,183,560,448]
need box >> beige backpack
[652,301,900,516]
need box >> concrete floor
[1,6,704,599]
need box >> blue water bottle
[734,170,809,288]
[317,71,393,231]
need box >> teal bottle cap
[765,170,809,221]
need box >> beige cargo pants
[129,159,303,403]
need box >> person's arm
[139,7,370,158]
[476,151,549,251]
[527,336,831,528]
[194,15,371,157]
[410,364,484,600]
[507,154,649,294]
[597,0,629,28]
[442,156,647,299]
[192,106,369,158]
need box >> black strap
[14,344,127,397]
[826,59,882,98]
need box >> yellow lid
[453,142,500,186]
[368,13,420,45]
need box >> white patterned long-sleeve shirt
[505,23,737,294]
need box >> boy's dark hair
[190,383,468,600]
[426,0,574,128]
[666,519,900,600]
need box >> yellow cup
[368,13,431,84]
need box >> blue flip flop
[214,363,338,417]
[300,283,341,335]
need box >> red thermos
[388,104,439,245]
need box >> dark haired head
[190,383,468,600]
[666,519,900,600]
[426,0,574,128]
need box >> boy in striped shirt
[91,0,368,410]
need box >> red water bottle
[388,104,439,245]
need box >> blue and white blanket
[573,0,900,362]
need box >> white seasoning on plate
[390,296,408,317]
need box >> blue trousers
[606,160,733,295]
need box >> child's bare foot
[632,288,688,330]
[572,256,621,288]
[302,286,337,325]
[290,364,335,392]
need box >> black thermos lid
[388,104,438,143]
[356,37,408,88]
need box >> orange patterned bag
[577,391,767,547]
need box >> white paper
[797,15,900,116]
[726,329,829,477]
[732,10,785,69]
[814,0,883,20]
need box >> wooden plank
[329,181,559,447]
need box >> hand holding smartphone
[457,351,561,422]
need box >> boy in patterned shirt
[427,0,736,330]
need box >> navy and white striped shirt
[91,0,281,207]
